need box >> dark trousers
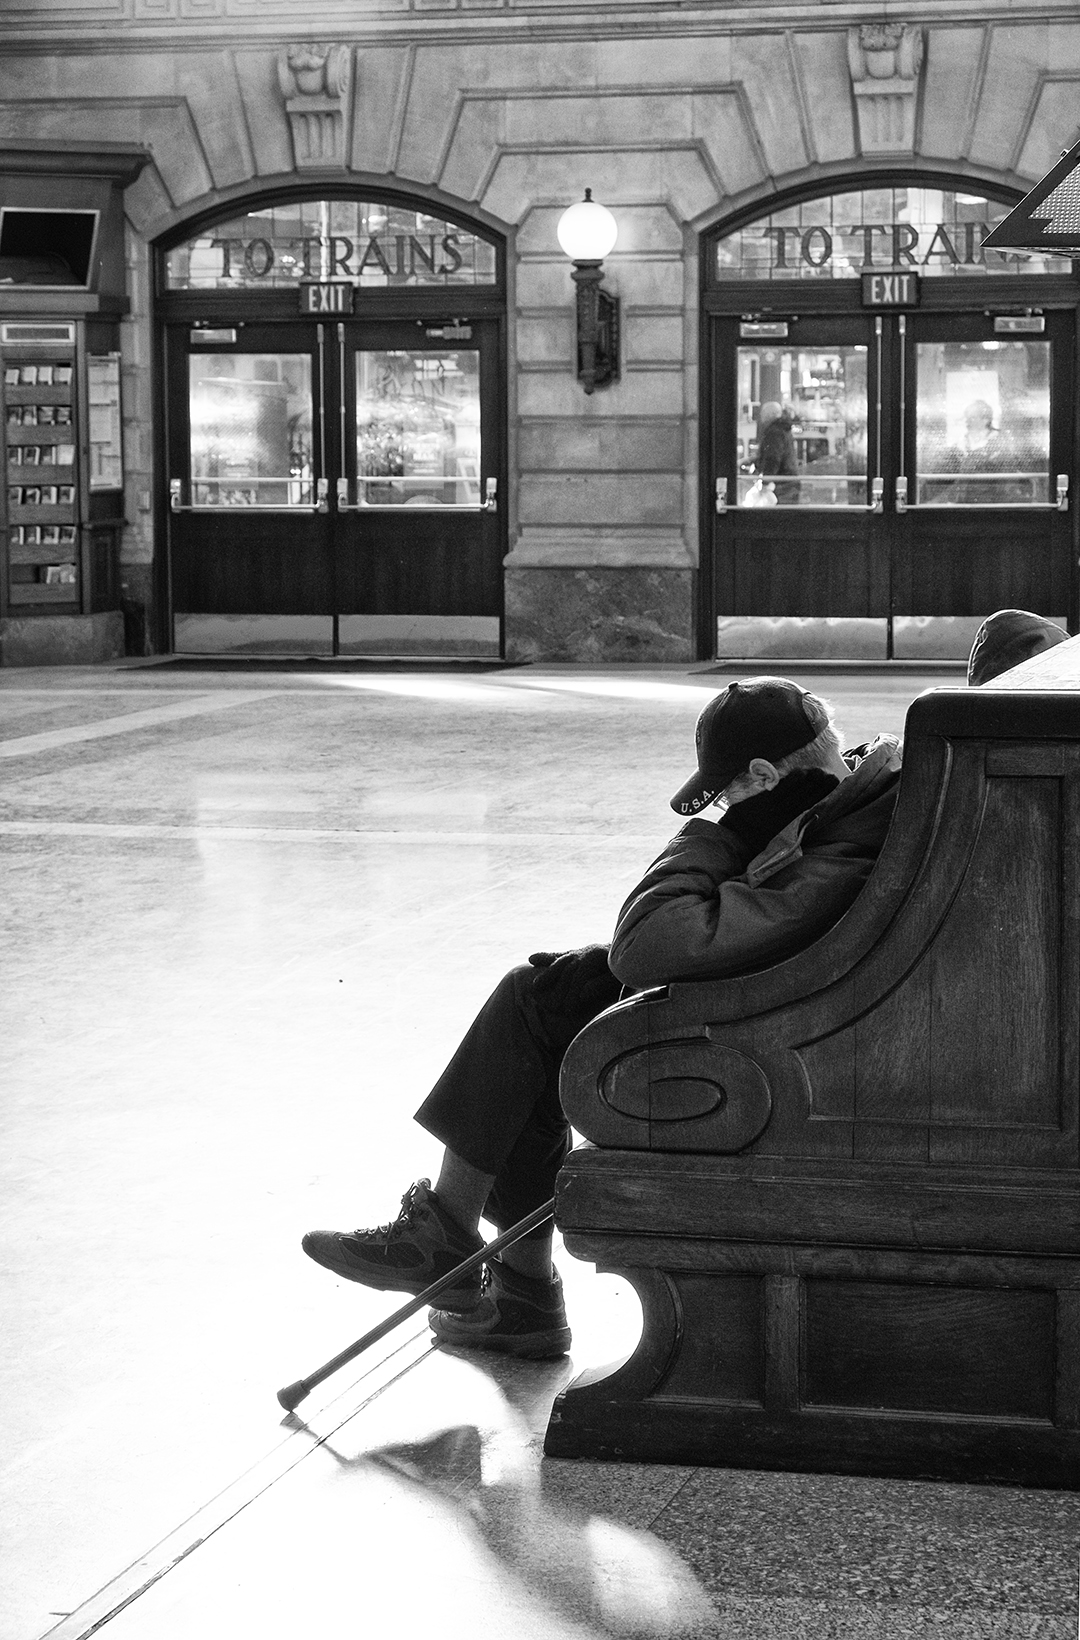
[413,953,622,1237]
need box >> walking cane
[276,1198,555,1412]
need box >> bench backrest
[561,637,1080,1174]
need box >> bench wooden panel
[546,640,1080,1486]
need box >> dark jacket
[609,736,901,988]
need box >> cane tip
[277,1380,309,1412]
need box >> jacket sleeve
[608,819,877,988]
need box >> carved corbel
[277,43,353,170]
[847,23,925,157]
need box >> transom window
[165,198,499,291]
[713,186,1074,282]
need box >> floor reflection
[293,1348,713,1639]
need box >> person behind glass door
[945,398,1023,505]
[756,401,801,504]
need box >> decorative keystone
[277,43,353,169]
[847,23,924,156]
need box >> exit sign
[299,282,355,315]
[862,272,921,307]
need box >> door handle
[1057,473,1069,512]
[483,477,497,512]
[169,475,326,513]
[715,478,728,515]
[895,476,909,514]
[869,477,883,514]
[335,478,364,513]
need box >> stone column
[505,206,694,663]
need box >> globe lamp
[556,190,621,394]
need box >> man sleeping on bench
[302,676,902,1358]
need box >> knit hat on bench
[967,610,1067,687]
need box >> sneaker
[428,1260,571,1358]
[302,1179,484,1312]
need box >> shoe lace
[365,1180,426,1241]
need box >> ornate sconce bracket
[570,261,621,395]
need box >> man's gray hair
[772,692,842,775]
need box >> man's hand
[717,768,840,853]
[528,944,614,1004]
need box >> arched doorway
[157,189,506,656]
[700,174,1079,660]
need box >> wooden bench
[546,639,1080,1487]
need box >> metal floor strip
[37,1326,436,1640]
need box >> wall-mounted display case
[0,142,147,665]
[0,319,123,621]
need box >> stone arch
[131,169,513,262]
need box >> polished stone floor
[2,659,1078,1640]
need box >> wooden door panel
[892,513,1069,615]
[336,521,502,615]
[724,518,888,616]
[170,520,333,615]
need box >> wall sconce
[557,189,620,395]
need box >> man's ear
[746,757,780,791]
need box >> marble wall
[505,567,693,663]
[0,4,1077,659]
[0,612,124,667]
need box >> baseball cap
[671,677,818,815]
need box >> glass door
[712,314,889,659]
[710,307,1075,659]
[333,320,502,654]
[166,322,331,653]
[166,316,504,656]
[891,311,1072,638]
